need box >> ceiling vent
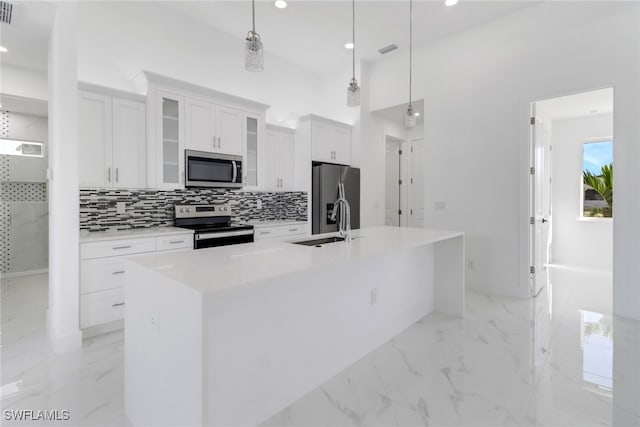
[0,1,13,24]
[378,44,398,55]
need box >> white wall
[76,2,321,126]
[47,3,81,352]
[0,65,48,101]
[551,113,613,271]
[366,1,640,318]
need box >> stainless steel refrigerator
[312,164,360,235]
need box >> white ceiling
[536,88,614,121]
[165,1,537,74]
[0,1,536,78]
[0,1,55,72]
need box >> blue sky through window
[583,141,613,174]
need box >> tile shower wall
[80,188,307,232]
[0,110,49,275]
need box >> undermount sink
[292,236,347,247]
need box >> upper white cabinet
[140,72,269,189]
[215,105,243,156]
[185,100,243,156]
[158,90,185,189]
[243,112,263,188]
[265,124,295,190]
[79,85,146,188]
[304,115,352,165]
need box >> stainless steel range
[174,204,254,249]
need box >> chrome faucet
[330,182,351,242]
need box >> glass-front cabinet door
[243,112,262,189]
[157,90,185,189]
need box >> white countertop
[129,226,463,295]
[80,226,194,243]
[248,220,308,228]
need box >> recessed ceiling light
[0,46,7,53]
[445,0,459,6]
[414,112,421,117]
[345,42,354,50]
[274,0,287,9]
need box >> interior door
[531,107,551,297]
[112,98,146,188]
[385,140,400,226]
[79,91,112,187]
[185,99,215,152]
[409,139,425,228]
[216,105,243,155]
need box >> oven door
[194,229,254,249]
[185,150,243,188]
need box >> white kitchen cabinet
[215,105,244,156]
[265,124,296,190]
[79,231,193,330]
[185,99,243,156]
[243,112,263,188]
[139,71,270,190]
[185,98,216,152]
[303,115,352,165]
[79,91,112,187]
[79,86,146,188]
[157,90,185,189]
[112,98,147,188]
[253,222,308,241]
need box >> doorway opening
[529,88,614,301]
[384,136,426,228]
[0,94,49,280]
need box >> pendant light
[245,0,264,72]
[346,0,360,107]
[405,0,416,128]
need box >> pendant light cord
[409,0,413,108]
[252,0,256,33]
[352,0,356,79]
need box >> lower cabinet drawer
[280,225,306,237]
[156,234,193,251]
[255,228,278,240]
[81,257,127,294]
[81,237,156,260]
[80,288,125,329]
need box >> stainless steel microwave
[185,150,243,188]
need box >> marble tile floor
[1,267,639,427]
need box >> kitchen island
[124,226,464,426]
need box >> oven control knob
[186,208,191,213]
[223,207,227,211]
[179,208,184,213]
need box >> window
[582,140,612,218]
[0,138,44,157]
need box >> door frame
[384,135,404,227]
[528,86,615,298]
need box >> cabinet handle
[112,302,125,307]
[260,231,271,235]
[218,136,221,148]
[115,168,119,183]
[169,240,185,244]
[112,245,132,250]
[107,167,111,183]
[212,136,216,149]
[289,228,298,232]
[112,270,126,275]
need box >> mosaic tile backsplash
[80,188,308,232]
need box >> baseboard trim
[46,309,82,354]
[1,268,49,280]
